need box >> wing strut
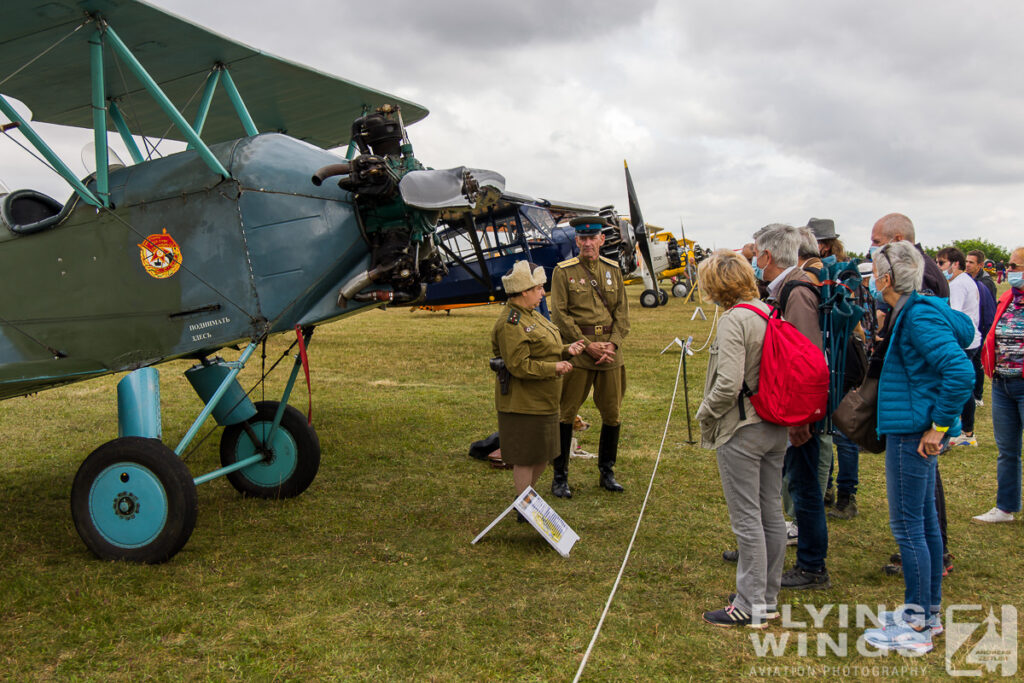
[101,24,230,180]
[0,95,102,207]
[109,101,144,164]
[191,68,221,140]
[89,30,110,206]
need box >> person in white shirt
[936,247,981,446]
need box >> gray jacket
[696,299,772,449]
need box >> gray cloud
[5,0,1024,251]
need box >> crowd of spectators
[697,213,1016,656]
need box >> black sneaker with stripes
[702,604,769,629]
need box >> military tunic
[550,255,630,424]
[491,302,575,465]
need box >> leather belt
[579,324,609,335]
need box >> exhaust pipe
[311,163,352,186]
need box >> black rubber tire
[640,289,659,308]
[658,288,669,305]
[219,401,320,499]
[672,282,689,298]
[70,437,197,564]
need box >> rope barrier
[571,343,687,683]
[690,304,720,353]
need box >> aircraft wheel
[658,289,669,305]
[71,437,197,564]
[640,289,660,308]
[219,401,320,499]
[672,282,689,298]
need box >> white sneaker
[972,507,1015,524]
[785,521,798,546]
[950,433,978,447]
[864,623,933,653]
[570,437,596,458]
[975,399,984,407]
[879,610,944,636]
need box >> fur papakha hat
[502,260,546,295]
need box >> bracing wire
[98,206,260,325]
[0,127,60,177]
[0,20,88,89]
[180,335,300,462]
[571,345,687,683]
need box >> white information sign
[471,486,580,557]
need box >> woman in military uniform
[492,260,585,497]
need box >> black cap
[569,215,610,235]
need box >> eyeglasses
[877,245,897,287]
[936,260,949,267]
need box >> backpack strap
[778,279,820,315]
[733,302,769,319]
[730,303,769,420]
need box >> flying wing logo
[138,229,182,279]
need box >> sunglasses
[1009,263,1024,271]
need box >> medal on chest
[605,271,612,287]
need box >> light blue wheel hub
[88,463,168,548]
[235,422,298,486]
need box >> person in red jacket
[975,246,1024,523]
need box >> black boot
[598,424,624,492]
[551,422,574,498]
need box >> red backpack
[733,303,829,426]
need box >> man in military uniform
[549,215,630,496]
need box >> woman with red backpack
[696,250,789,629]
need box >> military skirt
[497,412,559,466]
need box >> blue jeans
[886,432,942,619]
[972,350,985,401]
[785,437,828,572]
[960,348,980,433]
[834,429,859,495]
[992,376,1024,512]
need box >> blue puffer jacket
[877,291,975,435]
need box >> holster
[489,357,510,395]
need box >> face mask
[1009,271,1024,288]
[868,245,880,260]
[821,254,837,266]
[869,273,888,303]
[943,269,953,281]
[751,256,765,282]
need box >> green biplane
[0,0,503,563]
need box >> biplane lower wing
[0,356,109,400]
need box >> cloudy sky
[3,0,1024,253]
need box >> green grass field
[0,292,1018,681]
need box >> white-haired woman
[863,241,973,654]
[491,260,585,498]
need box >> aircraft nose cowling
[398,167,505,211]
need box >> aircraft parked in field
[418,179,706,311]
[420,192,596,308]
[0,0,502,562]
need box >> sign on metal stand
[472,487,580,557]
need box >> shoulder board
[506,308,521,325]
[557,257,580,268]
[599,255,618,268]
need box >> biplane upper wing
[0,0,428,148]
